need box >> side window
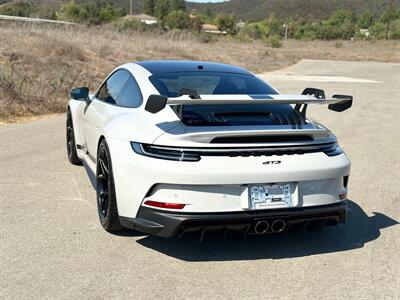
[97,70,130,104]
[116,75,143,108]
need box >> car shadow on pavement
[135,200,398,261]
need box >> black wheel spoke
[97,173,107,181]
[66,111,82,165]
[102,190,109,211]
[96,147,112,219]
[66,113,75,157]
[99,157,109,176]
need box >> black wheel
[66,109,82,165]
[96,139,123,232]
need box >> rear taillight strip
[131,141,340,160]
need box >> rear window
[149,72,277,96]
[180,104,298,127]
[149,72,294,127]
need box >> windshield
[149,72,278,97]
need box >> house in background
[236,20,245,28]
[359,29,370,37]
[201,23,225,34]
[131,13,158,25]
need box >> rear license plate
[248,183,293,210]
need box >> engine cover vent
[210,135,313,144]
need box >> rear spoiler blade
[145,93,353,114]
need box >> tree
[144,0,155,16]
[205,7,213,19]
[265,13,282,37]
[216,14,237,35]
[171,0,185,11]
[154,0,170,20]
[381,6,399,39]
[358,10,374,29]
[190,15,204,32]
[164,10,190,29]
[391,19,400,39]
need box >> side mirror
[145,95,168,114]
[70,87,89,101]
[329,95,353,112]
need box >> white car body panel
[106,136,349,217]
[67,60,351,236]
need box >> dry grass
[0,23,399,122]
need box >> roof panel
[135,60,252,76]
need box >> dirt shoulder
[1,23,399,123]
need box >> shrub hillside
[0,1,399,40]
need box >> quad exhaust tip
[254,219,286,234]
[271,219,286,233]
[254,221,269,234]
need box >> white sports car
[67,60,352,239]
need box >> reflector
[144,200,185,209]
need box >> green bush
[0,3,37,17]
[237,17,283,42]
[114,18,142,31]
[317,21,357,40]
[237,23,263,40]
[316,10,357,40]
[190,15,204,32]
[216,14,237,35]
[144,0,156,16]
[58,1,123,25]
[268,35,282,48]
[164,10,190,30]
[154,0,170,20]
[113,17,161,33]
[57,1,84,22]
[171,0,186,11]
[369,22,386,39]
[264,14,282,37]
[293,23,318,40]
[0,2,56,19]
[358,10,374,29]
[391,19,400,39]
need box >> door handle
[95,123,100,129]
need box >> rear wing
[145,88,353,116]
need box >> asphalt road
[1,60,399,299]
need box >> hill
[0,0,145,14]
[2,0,398,20]
[187,0,400,21]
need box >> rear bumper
[120,201,347,238]
[109,137,351,218]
